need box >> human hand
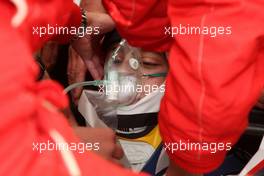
[256,90,264,109]
[166,161,203,176]
[71,11,115,80]
[67,46,87,104]
[74,127,124,161]
[40,42,59,71]
[80,0,106,13]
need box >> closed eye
[142,61,161,66]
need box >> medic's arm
[0,1,147,175]
[17,0,82,51]
[102,0,173,52]
[103,0,264,174]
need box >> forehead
[140,50,166,59]
[108,45,166,60]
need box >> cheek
[142,78,163,86]
[140,77,165,94]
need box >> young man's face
[140,50,168,93]
[105,44,168,99]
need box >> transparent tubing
[64,80,105,94]
[64,79,131,168]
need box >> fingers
[90,34,106,79]
[259,90,264,103]
[72,35,104,80]
[99,128,123,160]
[166,161,202,176]
[87,12,115,34]
[71,12,114,80]
[256,90,264,109]
[256,102,264,109]
[80,0,107,13]
[92,55,104,79]
[83,55,103,80]
[67,47,87,104]
[40,42,59,70]
[71,36,93,61]
[112,142,124,160]
[72,36,104,80]
[73,127,124,161]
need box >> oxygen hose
[63,79,132,168]
[64,80,104,94]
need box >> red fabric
[103,0,264,173]
[16,0,81,51]
[102,0,173,52]
[0,1,145,175]
[248,160,264,176]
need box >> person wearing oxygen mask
[66,30,170,175]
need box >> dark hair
[102,29,122,51]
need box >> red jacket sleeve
[16,0,82,51]
[0,1,146,175]
[159,0,264,173]
[104,0,264,173]
[102,0,173,52]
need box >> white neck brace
[117,84,165,115]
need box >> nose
[114,55,140,73]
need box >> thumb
[112,142,124,160]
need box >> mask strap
[143,72,167,78]
[112,39,126,61]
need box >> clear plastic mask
[64,39,167,128]
[103,39,143,106]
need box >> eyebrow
[141,51,165,62]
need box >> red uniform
[0,0,145,175]
[103,0,264,173]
